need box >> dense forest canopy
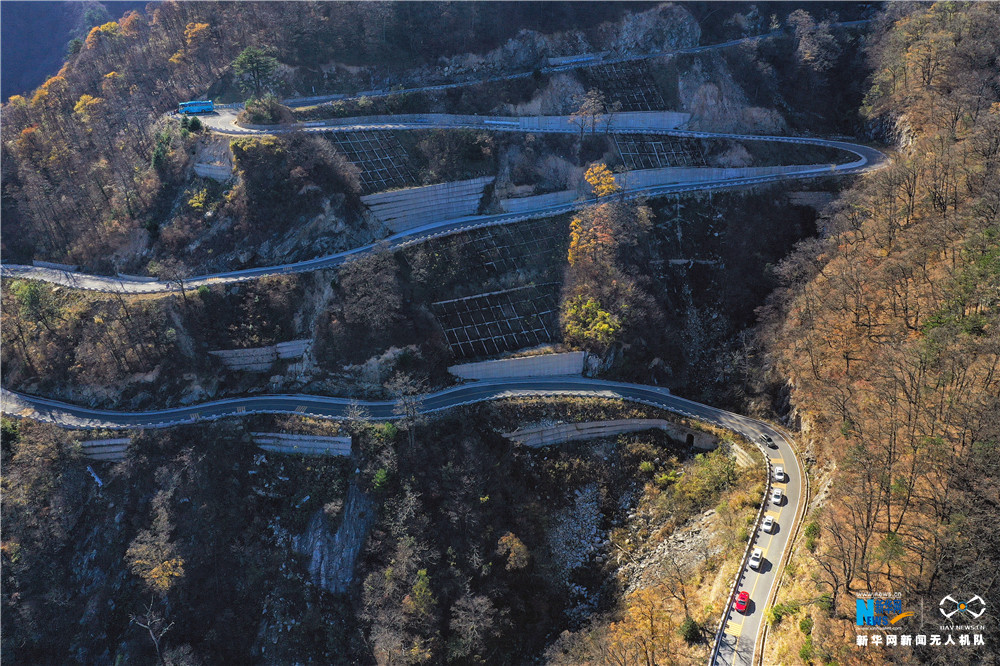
[759,2,1000,662]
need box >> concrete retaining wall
[79,437,129,461]
[209,347,278,372]
[361,176,493,232]
[209,339,310,372]
[252,432,351,456]
[32,260,78,272]
[730,441,756,468]
[116,273,158,283]
[500,189,578,213]
[193,162,233,181]
[276,339,310,359]
[504,418,718,450]
[449,351,586,380]
[617,164,827,190]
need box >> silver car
[749,547,763,570]
[762,515,775,533]
[771,488,783,505]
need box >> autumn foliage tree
[561,200,658,357]
[584,162,620,199]
[126,496,185,595]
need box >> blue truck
[177,100,214,114]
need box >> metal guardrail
[708,436,773,666]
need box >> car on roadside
[762,515,775,533]
[749,547,763,570]
[734,591,750,613]
[774,465,784,482]
[772,487,783,505]
[759,433,777,449]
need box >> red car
[734,591,750,613]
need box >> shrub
[799,615,814,635]
[239,94,289,125]
[150,130,171,170]
[799,636,814,661]
[680,616,701,643]
[376,422,398,443]
[639,460,655,474]
[804,521,820,551]
[767,602,799,626]
[561,295,620,352]
[372,468,389,491]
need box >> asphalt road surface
[712,423,803,666]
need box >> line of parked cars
[734,433,794,614]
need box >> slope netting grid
[453,221,566,274]
[585,60,666,112]
[614,133,709,170]
[331,130,417,194]
[431,283,561,358]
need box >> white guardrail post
[708,436,773,666]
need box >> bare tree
[151,258,192,308]
[385,372,426,452]
[131,597,173,666]
[661,550,690,616]
[569,88,606,142]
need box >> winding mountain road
[0,115,874,666]
[0,112,886,294]
[1,375,800,665]
[282,20,870,108]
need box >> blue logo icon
[857,598,912,626]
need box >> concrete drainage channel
[708,433,774,666]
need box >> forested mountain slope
[0,1,149,101]
[0,1,651,271]
[758,3,1000,662]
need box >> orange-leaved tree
[585,162,620,198]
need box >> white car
[774,466,784,482]
[762,515,775,533]
[771,488,783,505]
[749,547,763,570]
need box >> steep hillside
[759,3,1000,663]
[0,2,655,269]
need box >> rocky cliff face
[294,481,375,594]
